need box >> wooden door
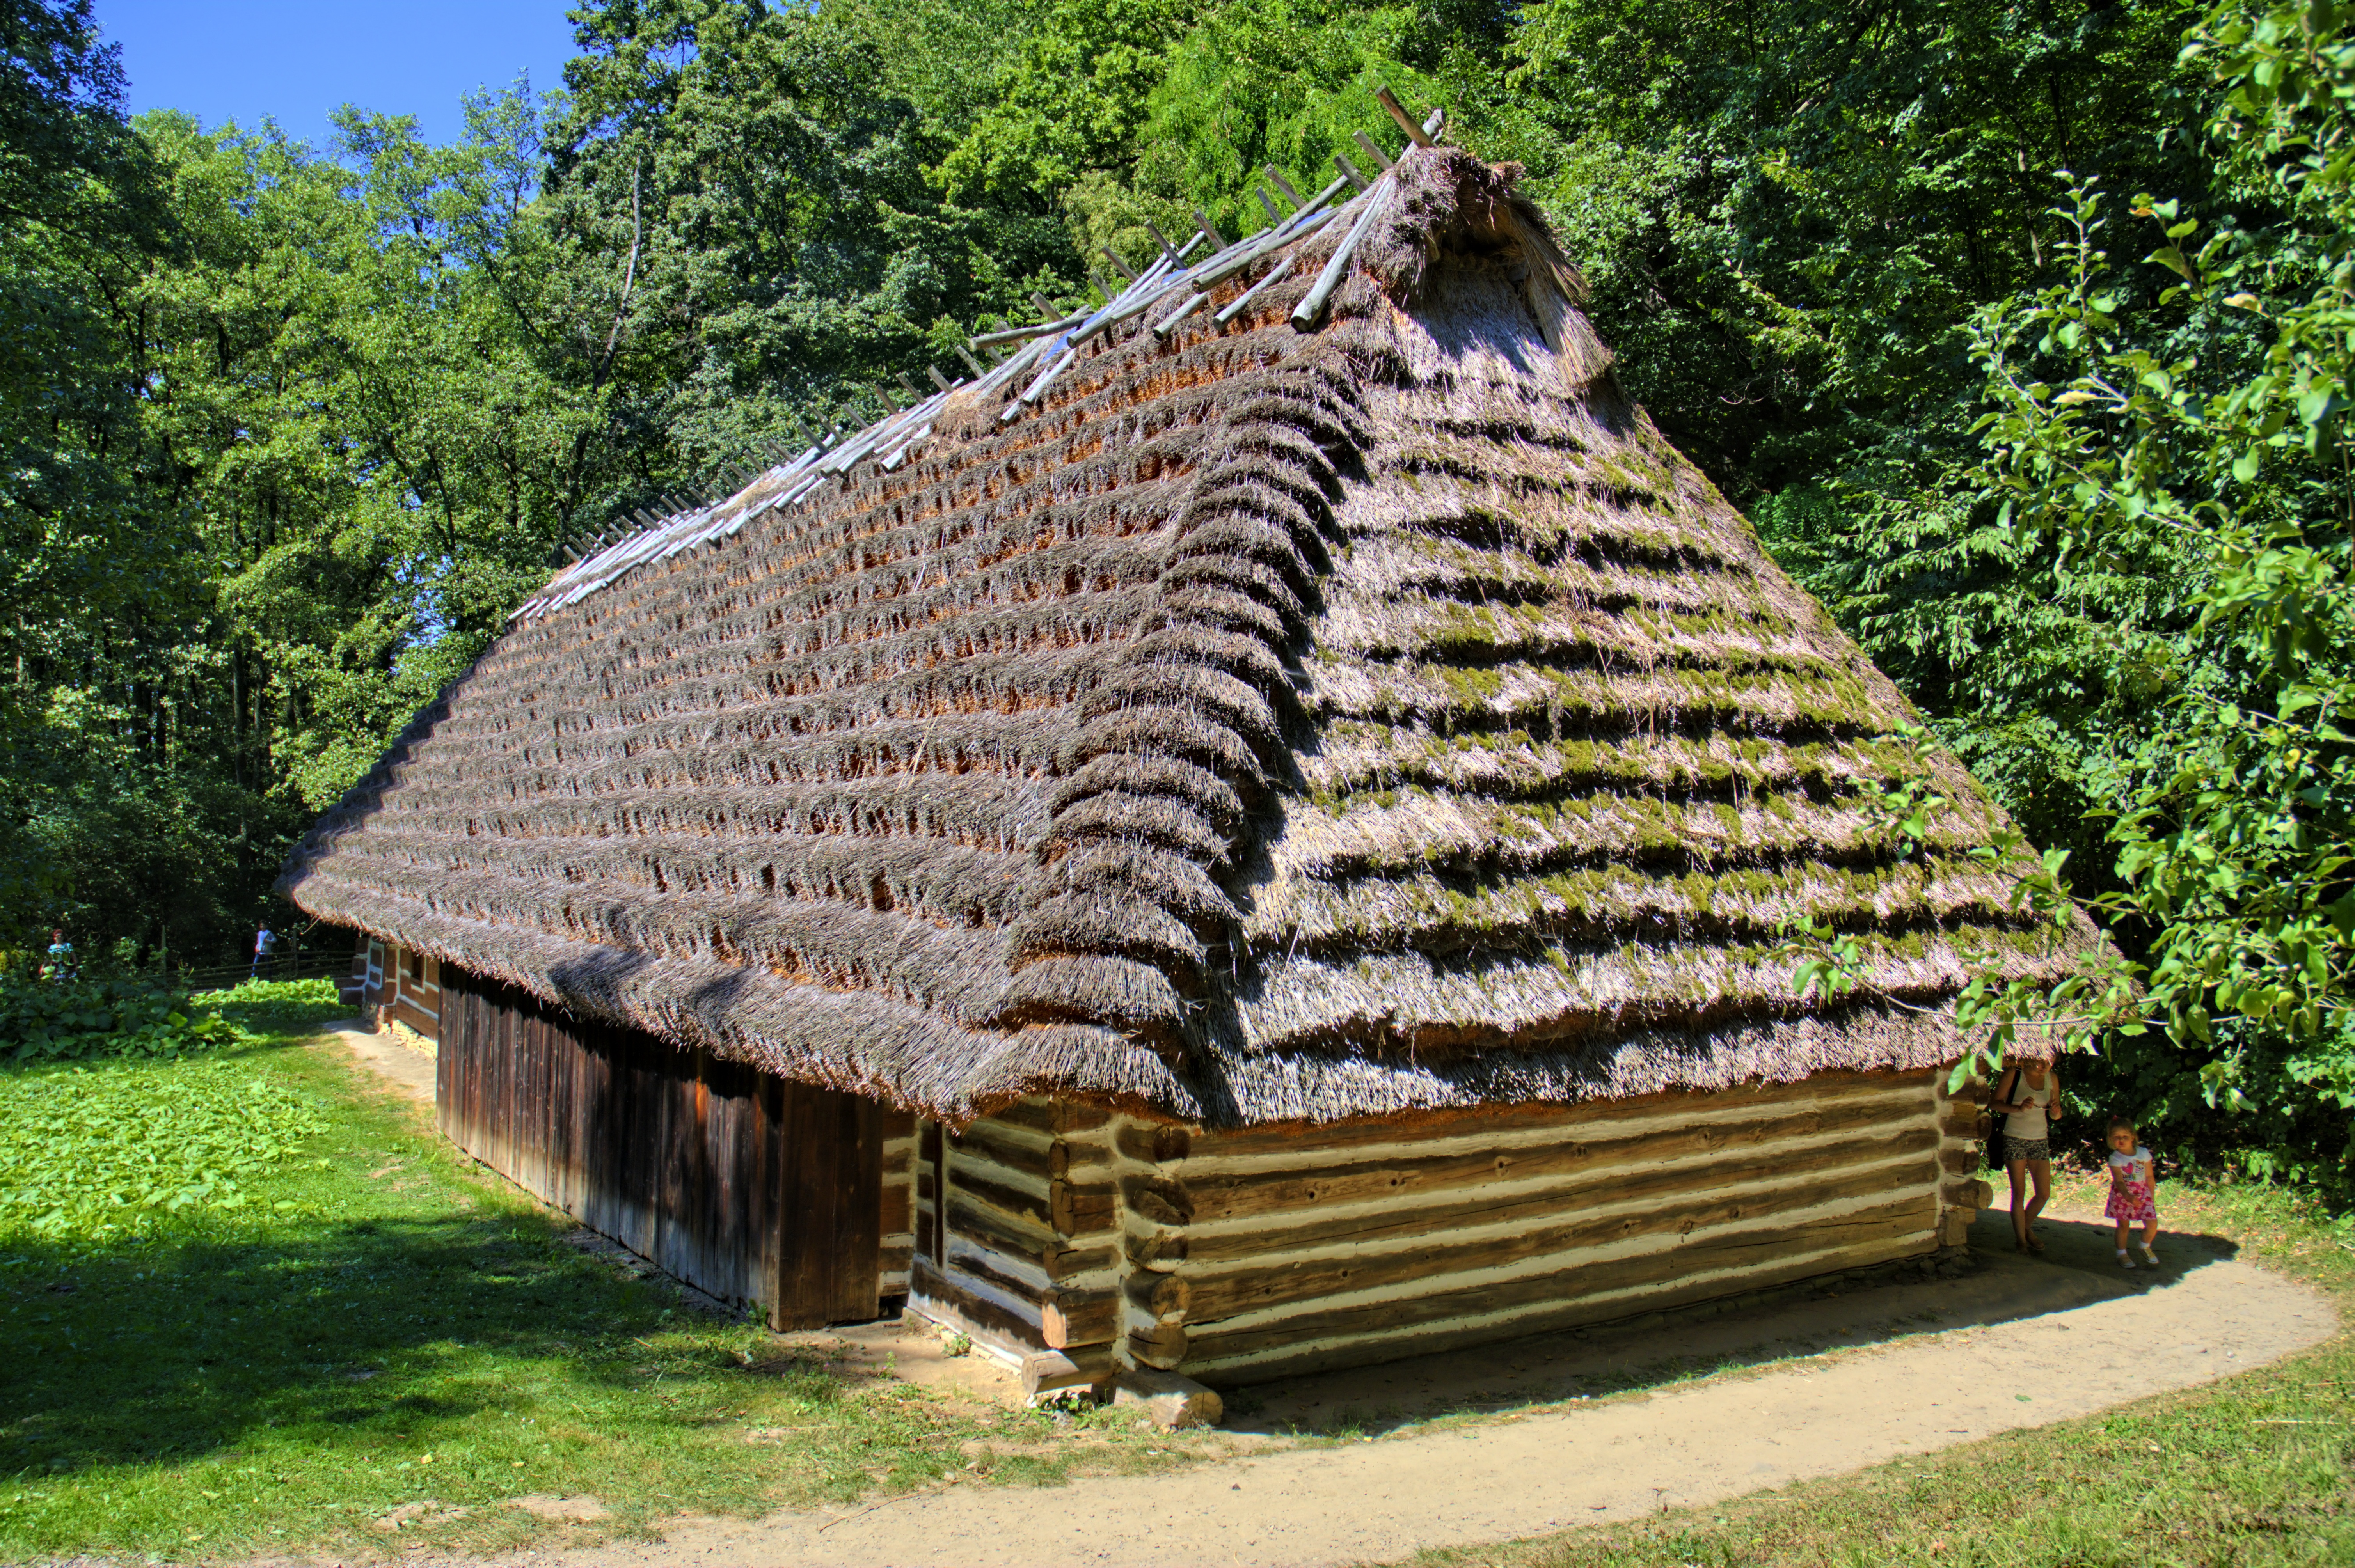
[769,1079,884,1329]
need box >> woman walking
[1992,1056,2062,1252]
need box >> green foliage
[0,974,245,1063]
[0,1057,326,1238]
[195,977,350,1037]
[1959,2,2355,1181]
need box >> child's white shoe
[2116,1249,2137,1269]
[2139,1244,2159,1267]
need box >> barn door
[767,1079,884,1329]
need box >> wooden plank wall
[907,1099,1124,1375]
[375,942,442,1041]
[1112,1068,1952,1385]
[436,963,907,1327]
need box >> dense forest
[4,0,2350,1181]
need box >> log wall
[436,963,906,1327]
[1114,1067,1957,1385]
[907,1098,1125,1378]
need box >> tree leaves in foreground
[1955,2,2355,1182]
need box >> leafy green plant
[0,974,246,1064]
[194,977,350,1037]
[0,1057,328,1240]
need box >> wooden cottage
[282,144,2092,1389]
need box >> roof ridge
[509,119,1451,626]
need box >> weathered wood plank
[1181,1098,1929,1223]
[911,1258,1048,1349]
[1186,1070,1927,1162]
[1179,1194,1938,1366]
[1177,1126,1938,1265]
[1193,1230,1932,1385]
[987,1099,1113,1136]
[1174,1147,1934,1322]
[952,1119,1054,1176]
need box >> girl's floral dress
[2106,1147,2157,1225]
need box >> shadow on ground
[0,1213,713,1478]
[1211,1202,2239,1437]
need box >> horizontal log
[1052,1181,1118,1237]
[953,1117,1053,1177]
[911,1259,1047,1355]
[1122,1175,1195,1227]
[1184,1100,1934,1224]
[879,1242,914,1278]
[948,1189,1054,1257]
[882,1107,918,1139]
[1127,1318,1189,1370]
[881,1183,913,1237]
[987,1099,1112,1136]
[1178,1194,1938,1368]
[1176,1127,1936,1266]
[1188,1230,1931,1385]
[953,1166,1055,1234]
[1021,1345,1116,1398]
[1941,1146,1989,1175]
[947,1190,1112,1282]
[1043,1290,1122,1349]
[947,1242,1057,1309]
[1114,1123,1194,1165]
[1188,1069,1928,1163]
[881,1140,915,1175]
[1126,1230,1188,1268]
[1937,1108,1986,1138]
[1176,1147,1934,1323]
[1941,1177,1994,1210]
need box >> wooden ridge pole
[1377,87,1435,147]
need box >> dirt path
[431,1203,2332,1568]
[325,1020,435,1103]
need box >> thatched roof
[280,147,2098,1128]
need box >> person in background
[42,928,74,981]
[1991,1055,2063,1253]
[250,922,275,979]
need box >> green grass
[0,1024,1184,1561]
[1380,1172,2355,1568]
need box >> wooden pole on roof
[927,364,955,392]
[1376,87,1435,147]
[878,385,902,413]
[1352,129,1394,171]
[1031,290,1060,317]
[1192,207,1227,247]
[1263,166,1306,208]
[1255,187,1283,225]
[1142,220,1183,263]
[1088,266,1117,302]
[893,371,922,401]
[1333,152,1368,192]
[1101,247,1139,282]
[954,343,987,377]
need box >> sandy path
[326,1022,436,1104]
[440,1207,2332,1568]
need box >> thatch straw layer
[281,147,2099,1127]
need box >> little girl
[2105,1118,2160,1268]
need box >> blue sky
[96,1,579,149]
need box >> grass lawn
[1383,1172,2355,1568]
[0,991,1180,1561]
